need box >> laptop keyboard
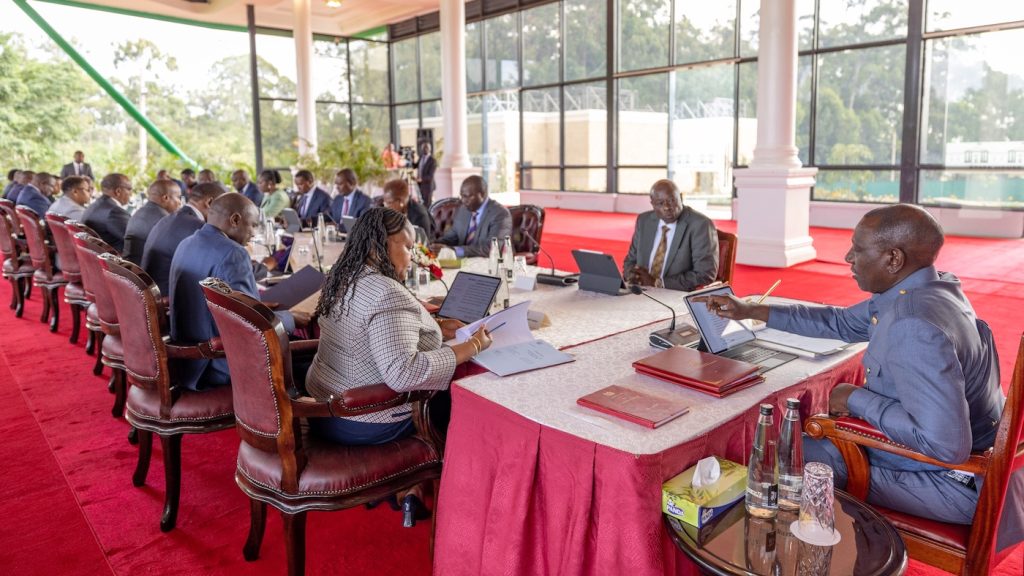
[726,346,779,365]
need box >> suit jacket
[329,189,371,227]
[240,181,263,207]
[82,195,130,253]
[417,154,437,184]
[296,187,331,226]
[406,200,434,241]
[6,183,25,204]
[60,162,93,179]
[47,195,86,221]
[123,201,169,265]
[15,185,52,218]
[305,267,456,424]
[438,199,513,258]
[141,206,203,295]
[622,208,719,291]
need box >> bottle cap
[759,404,773,415]
[785,398,800,409]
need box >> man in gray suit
[60,150,94,180]
[123,180,181,264]
[622,179,719,291]
[430,175,512,258]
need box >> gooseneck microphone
[522,229,579,286]
[629,284,699,350]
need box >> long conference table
[408,259,866,576]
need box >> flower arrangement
[412,244,444,281]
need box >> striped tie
[466,211,479,244]
[650,225,670,280]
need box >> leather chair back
[509,204,545,255]
[0,198,22,237]
[65,219,100,240]
[429,197,462,241]
[45,214,82,281]
[0,209,18,263]
[15,206,56,279]
[715,229,737,285]
[97,254,166,393]
[72,233,119,330]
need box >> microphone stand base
[649,324,700,350]
[536,272,579,286]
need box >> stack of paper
[455,301,574,377]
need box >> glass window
[523,87,561,166]
[564,81,608,166]
[313,39,349,102]
[739,0,815,56]
[466,22,484,92]
[926,0,1024,33]
[485,14,520,90]
[618,74,669,165]
[919,170,1024,209]
[617,0,670,72]
[565,168,608,192]
[796,55,813,165]
[670,64,735,203]
[815,46,904,165]
[420,33,442,100]
[469,92,520,192]
[674,0,736,65]
[818,0,908,48]
[618,168,668,193]
[813,169,900,202]
[349,40,389,104]
[737,62,757,166]
[564,0,607,81]
[392,38,419,103]
[395,103,419,148]
[920,29,1024,166]
[256,33,297,99]
[422,100,444,155]
[316,102,350,145]
[522,168,561,191]
[352,105,390,148]
[522,3,561,87]
[259,99,298,168]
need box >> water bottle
[488,237,500,276]
[778,398,804,511]
[316,212,326,244]
[501,236,514,309]
[746,403,779,518]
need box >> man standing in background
[60,151,93,180]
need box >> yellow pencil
[756,280,782,305]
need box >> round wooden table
[665,490,907,576]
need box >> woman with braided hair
[305,207,491,525]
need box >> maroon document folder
[632,346,763,398]
[577,385,690,428]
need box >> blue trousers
[310,416,413,446]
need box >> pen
[488,321,507,333]
[756,280,782,305]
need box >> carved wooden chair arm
[289,385,436,419]
[164,338,227,360]
[289,339,319,360]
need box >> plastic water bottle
[501,236,514,309]
[488,237,500,276]
[746,403,779,518]
[778,398,804,511]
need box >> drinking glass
[513,255,528,280]
[791,462,840,546]
[406,262,419,291]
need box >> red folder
[632,346,763,398]
[577,385,690,428]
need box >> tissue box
[662,457,747,528]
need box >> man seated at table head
[82,173,132,253]
[141,182,226,295]
[231,169,262,206]
[382,178,432,244]
[329,168,371,228]
[47,176,90,221]
[6,170,35,204]
[169,193,308,391]
[15,172,56,217]
[697,204,1005,525]
[428,175,512,258]
[293,169,331,228]
[123,180,182,265]
[622,179,719,291]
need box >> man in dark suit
[141,182,225,295]
[6,170,34,204]
[382,178,434,242]
[293,169,331,228]
[329,168,371,228]
[82,173,132,253]
[622,179,719,291]
[429,175,512,258]
[415,142,437,206]
[59,151,94,180]
[123,180,182,265]
[15,172,56,217]
[156,169,187,196]
[231,169,263,207]
[3,169,20,198]
[168,194,308,390]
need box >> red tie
[342,196,350,217]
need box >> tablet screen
[683,285,756,354]
[437,272,502,323]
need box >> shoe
[401,494,431,528]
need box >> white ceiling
[61,0,442,37]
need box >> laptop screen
[683,285,756,354]
[437,272,503,323]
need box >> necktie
[342,196,350,217]
[75,163,81,176]
[466,211,479,244]
[650,225,670,280]
[301,194,311,218]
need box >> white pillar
[733,0,817,267]
[293,0,317,158]
[435,0,479,200]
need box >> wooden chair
[429,197,462,241]
[715,229,737,285]
[46,214,90,343]
[15,206,67,331]
[509,204,545,266]
[65,220,102,356]
[201,277,444,576]
[98,254,234,532]
[0,198,26,240]
[0,208,33,317]
[805,333,1024,575]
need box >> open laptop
[340,215,358,234]
[682,284,797,373]
[279,208,302,233]
[571,249,629,296]
[436,271,503,324]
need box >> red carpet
[0,208,1021,575]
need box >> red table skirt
[434,353,865,576]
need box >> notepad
[456,301,574,376]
